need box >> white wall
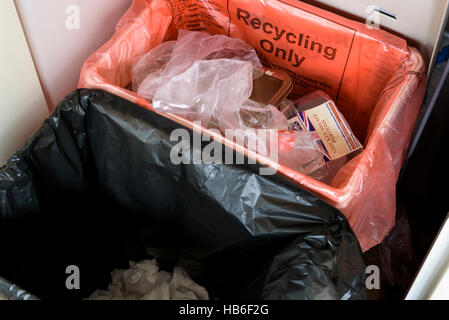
[0,1,48,165]
[15,0,132,109]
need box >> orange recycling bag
[78,0,426,251]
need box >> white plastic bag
[134,30,328,179]
[152,59,254,127]
[132,40,176,92]
[237,100,289,130]
[134,30,263,100]
[277,130,330,177]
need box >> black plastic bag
[0,89,366,300]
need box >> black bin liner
[0,89,366,300]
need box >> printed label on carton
[288,101,362,161]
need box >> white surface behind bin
[14,0,132,109]
[0,1,48,165]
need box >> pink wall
[15,0,132,109]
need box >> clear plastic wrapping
[238,100,288,130]
[135,30,327,177]
[275,130,329,178]
[152,58,254,127]
[132,40,176,92]
[134,29,263,101]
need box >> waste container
[0,89,366,300]
[78,0,427,252]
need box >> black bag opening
[0,89,366,300]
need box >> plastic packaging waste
[136,31,326,177]
[78,0,426,251]
[134,29,263,101]
[132,40,176,92]
[280,92,363,181]
[238,99,288,130]
[277,130,331,179]
[153,58,254,127]
[149,58,327,178]
[250,70,293,107]
[233,101,327,176]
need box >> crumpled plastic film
[237,100,288,130]
[277,130,330,178]
[78,0,426,251]
[134,29,263,100]
[218,100,286,155]
[219,100,326,177]
[161,29,263,77]
[132,40,176,92]
[152,59,254,127]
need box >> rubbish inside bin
[0,89,366,300]
[152,58,254,127]
[280,91,363,182]
[88,260,209,300]
[284,91,363,161]
[277,130,332,181]
[132,40,176,93]
[249,69,293,107]
[78,0,426,252]
[238,100,288,129]
[134,30,343,179]
[134,30,293,109]
[133,29,264,101]
[135,30,291,128]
